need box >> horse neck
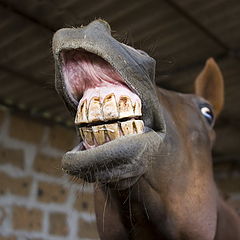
[103,174,219,240]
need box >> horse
[52,19,240,240]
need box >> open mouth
[53,20,165,188]
[61,49,145,150]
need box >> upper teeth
[75,94,142,124]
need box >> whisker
[102,186,109,233]
[128,186,134,227]
[142,192,150,220]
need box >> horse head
[52,20,240,240]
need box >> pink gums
[62,50,129,101]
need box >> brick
[0,236,17,240]
[48,125,75,151]
[0,146,24,169]
[0,206,6,225]
[78,219,99,239]
[49,212,68,236]
[34,153,62,177]
[0,172,32,196]
[217,177,240,193]
[74,192,95,213]
[9,115,44,144]
[37,181,68,204]
[12,206,43,231]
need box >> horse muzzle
[52,19,166,189]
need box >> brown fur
[94,59,240,240]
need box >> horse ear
[195,58,224,117]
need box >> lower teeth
[80,120,144,148]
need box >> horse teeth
[75,94,142,126]
[120,120,134,136]
[92,125,106,145]
[103,94,119,120]
[79,128,84,139]
[88,97,103,122]
[80,120,144,149]
[75,100,88,124]
[82,127,94,145]
[118,96,134,119]
[76,94,144,149]
[133,101,142,116]
[133,120,144,133]
[105,123,120,140]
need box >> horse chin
[62,128,164,189]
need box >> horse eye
[200,106,214,125]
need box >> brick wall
[0,107,239,240]
[0,107,98,240]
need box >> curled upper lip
[52,20,158,127]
